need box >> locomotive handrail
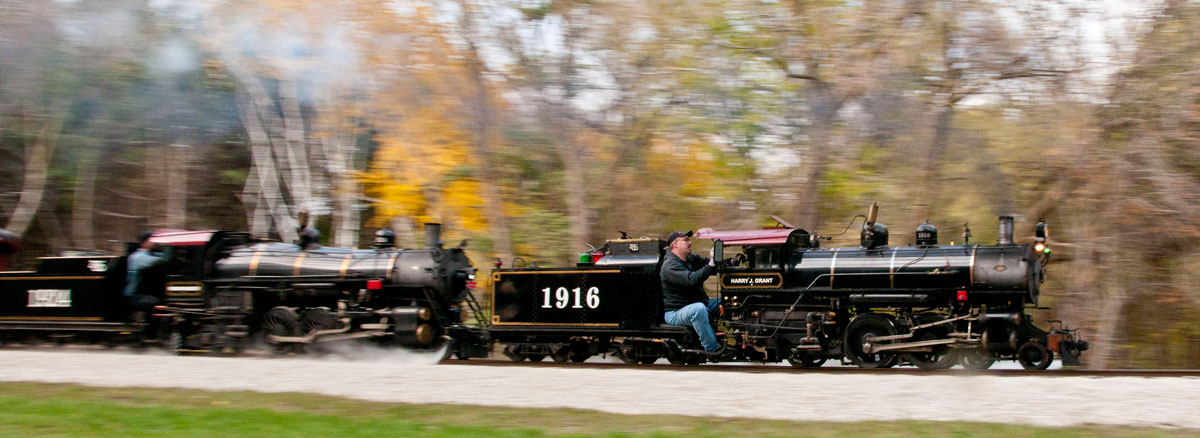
[757,270,960,338]
[207,274,371,281]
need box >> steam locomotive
[489,203,1088,369]
[0,203,1087,370]
[0,223,490,359]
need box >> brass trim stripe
[0,276,104,281]
[0,316,104,321]
[249,250,263,276]
[490,322,621,327]
[889,250,898,288]
[496,270,622,275]
[35,256,117,260]
[339,254,352,279]
[830,249,839,288]
[386,255,398,274]
[293,253,308,276]
[970,247,977,285]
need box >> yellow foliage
[362,104,487,233]
[645,136,722,199]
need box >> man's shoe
[702,344,737,361]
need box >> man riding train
[660,230,733,359]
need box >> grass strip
[0,382,1194,438]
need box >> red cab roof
[694,227,806,246]
[148,230,218,246]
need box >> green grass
[0,382,1195,437]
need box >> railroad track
[440,358,1200,377]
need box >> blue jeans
[665,298,722,352]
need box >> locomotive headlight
[1034,219,1049,255]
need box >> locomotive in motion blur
[0,222,489,358]
[488,203,1088,369]
[0,203,1087,369]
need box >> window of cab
[754,246,782,269]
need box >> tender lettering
[541,286,601,309]
[27,289,72,308]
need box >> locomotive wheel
[569,342,591,362]
[502,345,526,362]
[526,354,546,362]
[1017,341,1053,370]
[300,308,341,355]
[958,347,996,370]
[786,351,827,368]
[301,307,341,334]
[903,326,957,370]
[550,345,571,363]
[164,329,184,356]
[844,313,898,368]
[617,344,642,364]
[261,307,300,355]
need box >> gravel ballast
[1,349,1197,429]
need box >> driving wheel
[261,306,300,355]
[903,325,957,370]
[844,313,897,368]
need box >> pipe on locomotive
[998,216,1015,245]
[425,223,442,249]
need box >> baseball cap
[664,230,693,248]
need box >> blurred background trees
[0,0,1196,368]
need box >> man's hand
[708,247,716,267]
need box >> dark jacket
[660,251,715,312]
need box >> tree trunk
[224,54,298,243]
[794,130,828,231]
[558,128,591,250]
[165,143,190,228]
[278,78,312,217]
[918,105,955,221]
[320,128,360,249]
[35,205,70,254]
[1087,251,1127,370]
[5,118,61,237]
[332,184,359,248]
[462,37,514,262]
[72,144,98,249]
[390,216,417,249]
[792,82,841,231]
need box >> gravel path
[1,349,1197,429]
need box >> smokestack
[997,216,1014,245]
[424,223,442,249]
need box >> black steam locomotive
[488,204,1088,369]
[0,203,1087,370]
[0,223,489,359]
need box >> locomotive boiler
[697,203,1086,369]
[155,223,486,356]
